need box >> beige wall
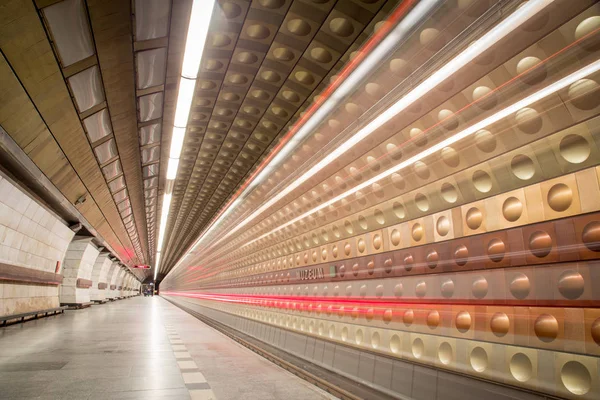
[0,172,75,316]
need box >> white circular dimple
[412,338,424,359]
[470,347,488,372]
[561,361,592,395]
[559,134,590,164]
[371,331,380,349]
[438,342,453,365]
[510,353,533,382]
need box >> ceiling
[0,0,400,281]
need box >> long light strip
[154,0,216,281]
[166,0,443,267]
[181,0,554,263]
[240,59,600,249]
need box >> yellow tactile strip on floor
[165,324,217,400]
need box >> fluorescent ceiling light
[166,158,179,180]
[181,0,215,79]
[185,0,555,255]
[242,59,600,248]
[174,78,197,128]
[170,127,186,158]
[154,0,216,277]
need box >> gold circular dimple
[329,17,354,37]
[415,280,426,297]
[374,209,385,225]
[454,245,468,266]
[547,183,573,212]
[561,361,592,395]
[466,207,483,230]
[575,16,600,51]
[510,273,531,299]
[394,283,403,297]
[221,2,242,18]
[441,147,460,167]
[403,309,414,325]
[358,215,368,230]
[404,253,414,271]
[534,314,559,342]
[352,263,359,277]
[367,260,375,275]
[383,309,393,323]
[515,107,542,134]
[511,154,535,180]
[529,230,552,258]
[413,161,430,180]
[409,127,427,146]
[345,102,362,116]
[502,197,523,222]
[282,90,300,103]
[420,28,445,51]
[236,51,258,64]
[415,193,429,212]
[199,80,217,90]
[441,278,454,298]
[472,276,488,299]
[591,318,600,345]
[487,238,505,262]
[558,270,584,299]
[204,59,223,71]
[247,24,270,39]
[441,182,458,204]
[568,79,600,110]
[310,47,332,63]
[475,129,496,153]
[456,311,472,333]
[391,229,401,246]
[389,58,407,76]
[222,92,239,101]
[438,109,459,130]
[287,19,311,36]
[411,223,423,241]
[373,234,382,250]
[332,245,338,258]
[510,353,533,382]
[582,221,600,252]
[436,216,450,236]
[472,170,492,193]
[357,238,366,253]
[491,312,510,337]
[258,0,285,8]
[426,250,439,269]
[391,196,406,215]
[211,33,231,47]
[559,134,590,164]
[365,83,381,97]
[261,70,281,83]
[321,248,327,261]
[427,310,440,329]
[384,258,393,274]
[295,71,315,85]
[516,56,547,85]
[344,243,351,256]
[472,86,497,110]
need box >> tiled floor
[0,296,336,400]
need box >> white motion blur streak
[180,0,554,266]
[245,59,600,246]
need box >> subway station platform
[0,297,334,400]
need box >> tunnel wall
[0,171,75,316]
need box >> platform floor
[0,296,336,400]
